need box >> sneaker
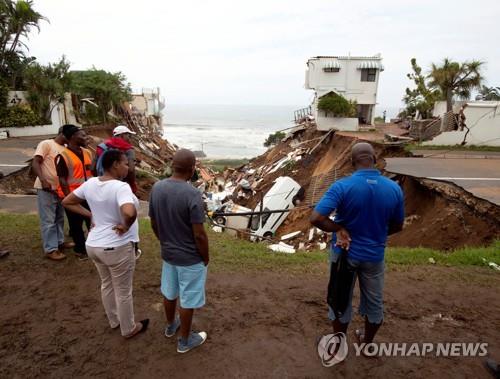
[177,331,207,353]
[135,248,142,260]
[164,317,180,337]
[75,252,89,261]
[46,250,66,261]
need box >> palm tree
[477,85,500,101]
[428,58,484,112]
[0,0,47,68]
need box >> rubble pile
[201,122,410,252]
[201,121,499,251]
[0,108,178,200]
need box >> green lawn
[0,214,498,274]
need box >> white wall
[316,116,359,131]
[7,91,29,107]
[424,102,500,146]
[2,123,60,137]
[0,94,71,137]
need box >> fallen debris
[280,231,302,241]
[268,242,296,254]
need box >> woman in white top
[63,149,149,338]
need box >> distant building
[130,87,165,117]
[305,54,384,130]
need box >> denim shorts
[161,261,207,309]
[328,256,385,324]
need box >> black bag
[327,250,356,319]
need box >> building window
[323,67,340,73]
[361,68,377,82]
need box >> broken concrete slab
[268,242,296,254]
[280,231,301,241]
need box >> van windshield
[250,207,271,231]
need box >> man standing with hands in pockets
[149,149,209,353]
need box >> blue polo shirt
[314,169,404,262]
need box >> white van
[250,176,304,240]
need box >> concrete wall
[0,93,76,137]
[7,91,29,107]
[316,116,359,131]
[424,102,500,146]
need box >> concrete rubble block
[268,242,296,254]
[308,228,315,241]
[280,231,302,241]
[318,242,327,250]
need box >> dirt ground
[1,250,499,378]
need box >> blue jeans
[328,257,385,324]
[37,189,65,253]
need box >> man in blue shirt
[310,142,404,346]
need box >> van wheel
[292,187,306,206]
[263,231,273,239]
[215,216,226,225]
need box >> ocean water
[162,104,301,159]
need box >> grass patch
[202,158,249,173]
[406,143,500,152]
[0,213,498,274]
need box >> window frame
[361,68,377,82]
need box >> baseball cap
[113,125,136,136]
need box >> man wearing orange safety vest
[56,124,93,258]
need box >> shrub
[0,105,42,127]
[318,92,357,117]
[264,131,285,147]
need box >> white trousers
[87,242,136,336]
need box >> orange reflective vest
[56,147,93,198]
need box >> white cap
[113,125,136,136]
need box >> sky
[26,0,500,113]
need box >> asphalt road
[0,136,45,175]
[0,194,150,218]
[385,157,500,206]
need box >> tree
[23,56,71,122]
[402,58,440,119]
[263,131,285,147]
[317,92,357,117]
[428,58,484,112]
[0,0,47,70]
[68,69,132,123]
[477,85,500,101]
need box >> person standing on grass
[310,142,404,350]
[32,127,74,261]
[149,148,209,353]
[62,149,148,338]
[56,124,93,258]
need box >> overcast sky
[28,0,500,112]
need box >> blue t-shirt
[314,169,404,262]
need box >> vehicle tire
[215,216,226,225]
[292,187,306,206]
[263,231,273,239]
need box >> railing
[294,106,313,123]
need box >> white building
[130,87,165,117]
[305,54,384,131]
[424,101,500,147]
